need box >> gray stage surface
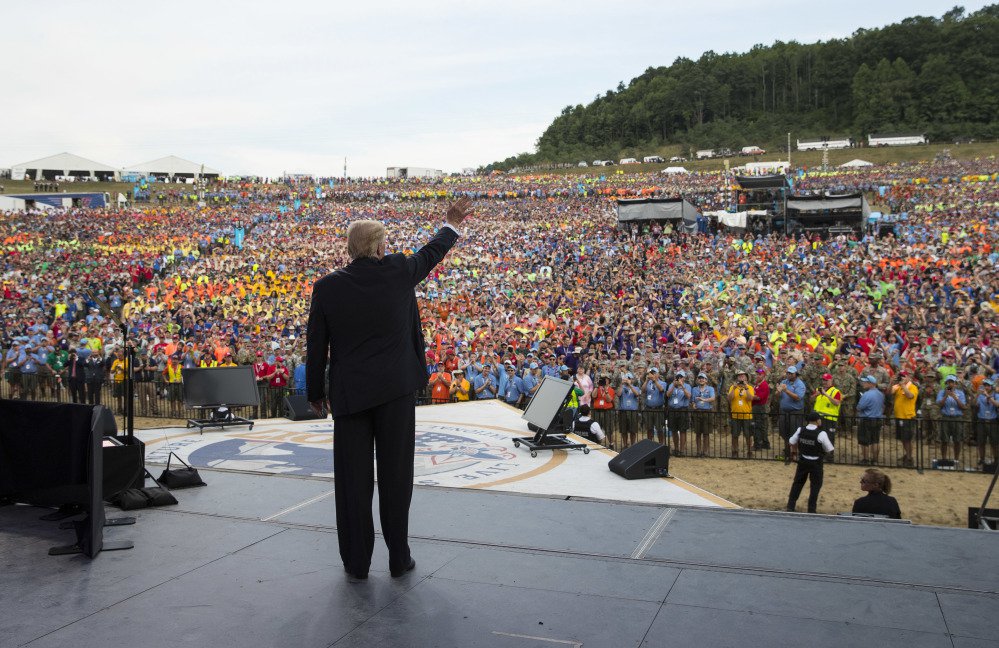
[2,468,997,648]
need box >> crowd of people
[2,155,998,470]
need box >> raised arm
[406,198,474,286]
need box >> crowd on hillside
[2,155,998,465]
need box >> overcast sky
[1,0,989,177]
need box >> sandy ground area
[132,417,993,528]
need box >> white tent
[662,166,689,174]
[839,159,874,168]
[10,152,119,181]
[125,155,221,179]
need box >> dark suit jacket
[306,227,458,418]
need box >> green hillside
[486,5,999,171]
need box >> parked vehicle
[619,158,638,165]
[740,146,765,156]
[695,149,714,159]
[642,155,664,163]
[669,156,687,163]
[577,161,588,167]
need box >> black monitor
[0,401,128,557]
[522,377,573,431]
[182,366,260,408]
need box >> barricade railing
[6,378,994,472]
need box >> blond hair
[346,220,386,260]
[862,468,892,495]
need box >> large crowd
[2,155,998,467]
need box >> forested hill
[487,5,998,171]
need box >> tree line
[486,5,998,171]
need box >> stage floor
[135,401,733,509]
[2,468,997,648]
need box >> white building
[10,152,120,181]
[124,156,221,180]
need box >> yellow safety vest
[166,364,183,383]
[814,386,842,420]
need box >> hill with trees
[486,5,998,171]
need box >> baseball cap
[625,372,635,379]
[786,366,798,374]
[861,375,878,384]
[559,364,569,372]
[454,368,463,373]
[697,372,707,379]
[822,373,832,380]
[529,362,539,369]
[275,356,283,362]
[676,370,686,377]
[945,375,958,382]
[256,351,263,356]
[649,367,658,373]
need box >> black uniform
[852,492,902,519]
[786,424,834,513]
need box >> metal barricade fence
[5,377,994,473]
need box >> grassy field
[529,140,999,177]
[2,140,996,197]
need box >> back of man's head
[346,220,386,260]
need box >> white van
[619,158,638,165]
[741,146,765,156]
[643,155,664,163]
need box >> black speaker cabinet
[104,435,145,496]
[608,439,669,479]
[284,394,322,421]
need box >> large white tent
[124,156,221,180]
[10,152,119,181]
[839,159,874,168]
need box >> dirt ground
[132,417,993,528]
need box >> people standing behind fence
[666,370,691,456]
[852,468,901,519]
[776,366,806,464]
[937,375,968,462]
[642,367,666,442]
[449,368,471,402]
[974,378,998,468]
[857,375,885,465]
[66,349,86,403]
[690,372,716,458]
[728,369,755,458]
[890,372,919,467]
[751,368,771,451]
[84,351,105,405]
[134,349,160,416]
[267,356,290,416]
[813,372,842,461]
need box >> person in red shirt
[252,351,272,418]
[591,376,616,410]
[751,368,771,451]
[268,356,291,417]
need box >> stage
[1,401,997,647]
[134,400,733,509]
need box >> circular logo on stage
[188,438,334,477]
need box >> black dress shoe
[390,558,416,577]
[343,567,368,582]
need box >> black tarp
[735,175,790,190]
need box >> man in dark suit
[306,197,472,581]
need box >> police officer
[813,372,842,460]
[572,404,608,447]
[786,411,835,513]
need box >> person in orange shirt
[428,367,453,404]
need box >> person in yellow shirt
[890,371,919,467]
[449,369,471,402]
[727,370,755,457]
[109,348,127,414]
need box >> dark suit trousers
[333,391,416,575]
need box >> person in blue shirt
[521,362,542,401]
[936,375,968,462]
[473,362,498,400]
[642,367,667,442]
[292,358,307,395]
[502,364,526,408]
[541,355,560,379]
[776,366,806,463]
[857,375,886,464]
[667,370,693,456]
[618,371,641,448]
[975,379,999,468]
[690,372,717,457]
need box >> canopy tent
[10,152,119,181]
[662,166,689,174]
[785,192,869,236]
[839,159,874,168]
[616,197,700,233]
[124,155,221,180]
